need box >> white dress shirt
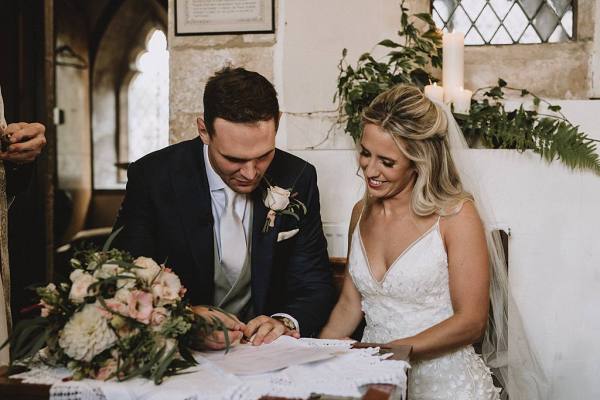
[203,145,299,331]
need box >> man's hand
[192,305,245,350]
[243,315,300,346]
[0,122,46,163]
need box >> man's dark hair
[203,67,279,135]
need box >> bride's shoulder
[349,200,365,233]
[351,200,365,217]
[439,200,484,238]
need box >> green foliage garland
[334,3,600,175]
[457,79,600,174]
[335,0,442,142]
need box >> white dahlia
[59,303,118,362]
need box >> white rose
[264,186,290,211]
[69,272,97,303]
[152,269,182,305]
[116,272,136,290]
[58,303,118,362]
[114,288,132,304]
[93,263,120,279]
[133,257,161,284]
[45,283,58,293]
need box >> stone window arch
[92,0,167,189]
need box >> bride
[319,85,501,399]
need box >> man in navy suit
[114,67,335,349]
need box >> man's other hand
[192,305,245,350]
[243,315,300,346]
[0,122,46,163]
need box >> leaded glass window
[431,0,574,45]
[128,29,169,163]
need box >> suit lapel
[170,138,215,303]
[250,152,288,314]
[251,184,276,315]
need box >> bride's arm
[387,202,490,360]
[319,201,365,339]
[319,272,363,338]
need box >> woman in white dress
[320,85,501,399]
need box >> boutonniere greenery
[262,184,307,233]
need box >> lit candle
[442,31,464,104]
[424,82,444,103]
[453,87,472,114]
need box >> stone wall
[92,0,166,189]
[55,0,92,242]
[464,0,597,99]
[167,0,277,143]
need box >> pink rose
[95,358,118,381]
[39,299,54,317]
[150,306,169,327]
[100,298,129,318]
[127,290,153,324]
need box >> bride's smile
[359,123,416,200]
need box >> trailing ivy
[335,4,600,175]
[335,0,442,142]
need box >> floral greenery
[334,3,600,174]
[457,79,600,174]
[1,229,228,384]
[335,0,442,142]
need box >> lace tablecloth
[11,339,409,400]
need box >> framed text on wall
[175,0,275,36]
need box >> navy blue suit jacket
[113,138,335,337]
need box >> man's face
[198,117,277,194]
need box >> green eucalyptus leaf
[548,105,562,112]
[102,226,123,252]
[378,39,400,48]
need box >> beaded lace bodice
[348,218,500,400]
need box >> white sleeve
[270,313,300,332]
[0,85,6,129]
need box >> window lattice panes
[432,0,574,45]
[128,29,169,163]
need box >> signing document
[197,336,338,375]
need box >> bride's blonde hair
[361,84,472,216]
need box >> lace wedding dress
[349,217,501,400]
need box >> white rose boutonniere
[262,184,307,233]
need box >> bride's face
[359,123,415,199]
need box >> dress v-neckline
[357,218,440,285]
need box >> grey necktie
[219,187,247,284]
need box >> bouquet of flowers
[2,229,227,384]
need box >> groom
[114,67,335,348]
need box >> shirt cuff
[271,313,300,332]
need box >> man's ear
[197,117,210,145]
